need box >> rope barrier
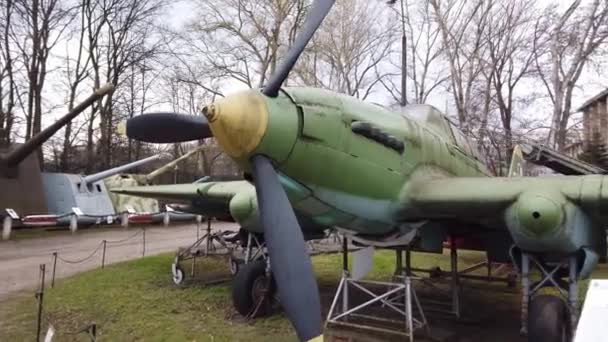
[105,230,143,244]
[55,242,104,264]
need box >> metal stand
[326,238,429,341]
[171,220,267,285]
[399,246,461,318]
[178,218,233,259]
[519,252,579,336]
[240,232,266,265]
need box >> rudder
[508,145,525,177]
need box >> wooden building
[579,88,608,150]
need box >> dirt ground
[0,221,239,300]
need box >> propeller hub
[203,90,269,159]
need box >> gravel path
[0,221,239,300]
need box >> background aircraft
[120,1,605,341]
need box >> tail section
[508,145,525,177]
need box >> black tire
[528,295,570,342]
[232,259,276,317]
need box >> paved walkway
[0,221,239,300]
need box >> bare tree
[482,0,537,155]
[533,0,608,150]
[382,0,448,105]
[430,0,493,129]
[188,0,306,89]
[295,0,396,100]
[0,0,17,147]
[82,0,165,169]
[11,0,74,164]
[59,0,92,171]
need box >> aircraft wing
[111,180,252,202]
[111,180,255,221]
[402,177,522,220]
[403,175,608,219]
[401,175,608,264]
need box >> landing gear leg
[519,252,577,342]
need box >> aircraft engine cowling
[228,190,261,232]
[504,190,599,254]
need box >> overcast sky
[33,0,608,146]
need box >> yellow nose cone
[203,90,269,159]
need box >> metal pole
[142,228,146,257]
[406,246,412,276]
[206,217,211,253]
[395,248,403,276]
[191,254,196,277]
[342,236,349,316]
[487,259,492,280]
[36,264,46,342]
[101,240,107,269]
[399,0,407,107]
[568,255,578,336]
[450,237,460,318]
[245,233,252,263]
[520,253,530,335]
[51,253,57,288]
[405,276,413,342]
[342,236,348,272]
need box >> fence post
[205,217,212,252]
[69,214,78,233]
[101,240,107,269]
[90,323,97,341]
[2,215,12,241]
[51,252,58,288]
[36,264,46,342]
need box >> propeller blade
[263,0,335,97]
[124,113,212,143]
[250,154,322,341]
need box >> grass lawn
[0,249,606,341]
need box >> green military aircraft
[114,1,606,341]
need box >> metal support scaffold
[518,252,579,336]
[171,219,267,286]
[325,238,429,341]
[396,244,461,319]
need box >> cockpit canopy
[403,104,484,162]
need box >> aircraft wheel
[528,295,570,342]
[232,259,276,317]
[172,263,185,285]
